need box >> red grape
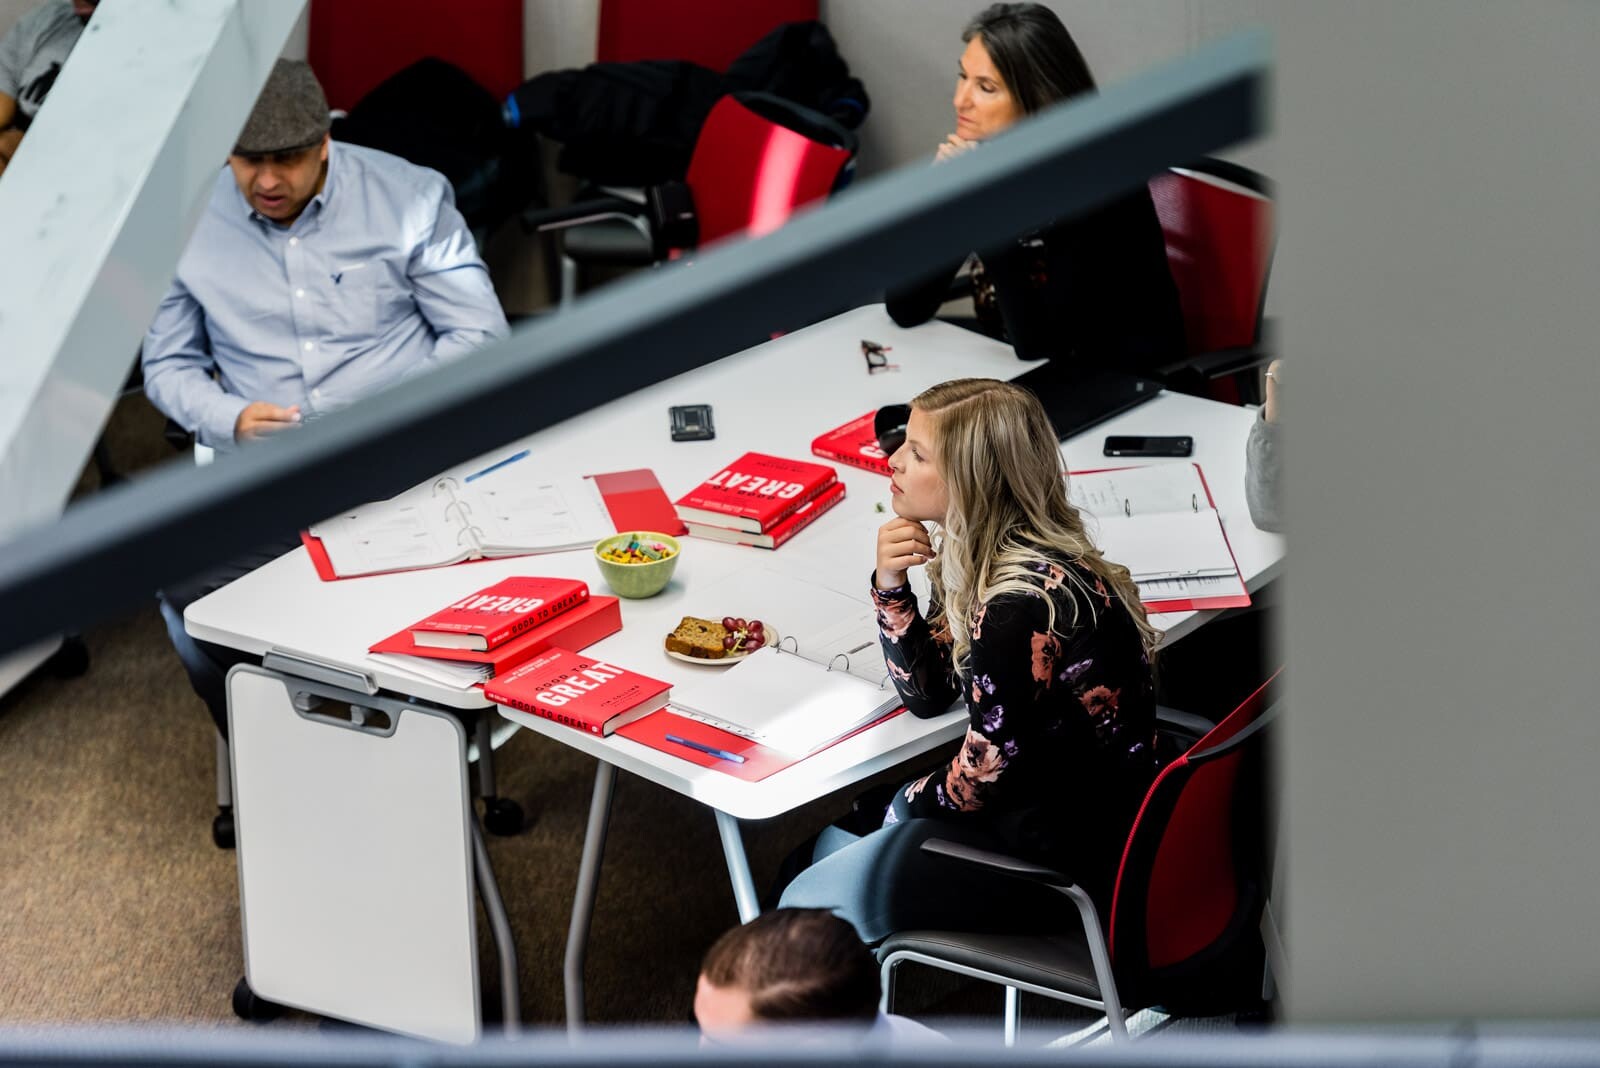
[734,618,747,630]
[743,636,761,650]
[722,634,737,650]
[747,620,765,637]
[721,616,736,630]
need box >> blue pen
[463,448,530,483]
[665,733,747,764]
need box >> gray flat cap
[233,59,330,156]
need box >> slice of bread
[666,616,729,660]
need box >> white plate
[662,631,777,667]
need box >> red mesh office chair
[596,0,818,71]
[531,92,856,299]
[878,674,1280,1042]
[1149,158,1276,403]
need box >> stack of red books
[673,452,845,549]
[369,576,622,680]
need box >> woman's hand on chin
[876,517,936,590]
[936,133,979,162]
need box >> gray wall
[824,0,1275,177]
[1278,0,1600,1020]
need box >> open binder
[665,643,899,758]
[301,463,666,580]
[1068,462,1251,613]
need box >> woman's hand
[935,133,979,163]
[876,517,936,590]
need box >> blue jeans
[777,811,1075,944]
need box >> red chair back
[308,0,524,112]
[1107,671,1280,1011]
[1148,162,1274,356]
[597,0,818,70]
[681,95,854,250]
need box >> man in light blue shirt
[146,59,508,746]
[143,59,508,450]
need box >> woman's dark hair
[700,909,879,1023]
[963,3,1096,116]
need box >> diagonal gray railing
[0,31,1267,654]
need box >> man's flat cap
[233,59,330,156]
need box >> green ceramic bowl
[593,531,682,599]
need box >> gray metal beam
[0,31,1268,654]
[0,0,305,541]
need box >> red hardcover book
[811,411,893,476]
[408,577,590,651]
[369,595,623,673]
[486,648,671,737]
[674,452,838,533]
[683,481,846,549]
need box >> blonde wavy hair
[915,378,1162,671]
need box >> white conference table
[188,303,1283,1030]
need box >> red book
[408,577,590,651]
[674,452,838,533]
[369,596,623,673]
[683,481,846,549]
[485,648,671,737]
[811,411,893,476]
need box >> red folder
[303,468,683,581]
[586,468,686,536]
[370,595,622,673]
[614,705,905,783]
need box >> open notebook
[306,452,613,578]
[1068,462,1250,613]
[668,645,900,758]
[661,564,899,756]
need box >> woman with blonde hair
[779,378,1160,940]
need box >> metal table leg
[714,809,760,923]
[565,761,616,1033]
[471,822,521,1036]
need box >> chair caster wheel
[232,977,283,1022]
[213,808,236,850]
[483,797,524,836]
[47,636,89,679]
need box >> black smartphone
[1103,435,1193,458]
[669,403,715,441]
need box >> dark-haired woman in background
[887,3,1185,374]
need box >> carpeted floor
[0,394,1243,1043]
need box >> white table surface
[188,303,1283,821]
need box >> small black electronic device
[669,404,715,441]
[1103,435,1193,458]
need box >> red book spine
[761,481,846,548]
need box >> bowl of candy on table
[593,532,681,598]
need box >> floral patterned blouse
[871,555,1158,881]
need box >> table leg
[564,761,616,1033]
[714,810,760,923]
[471,821,521,1036]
